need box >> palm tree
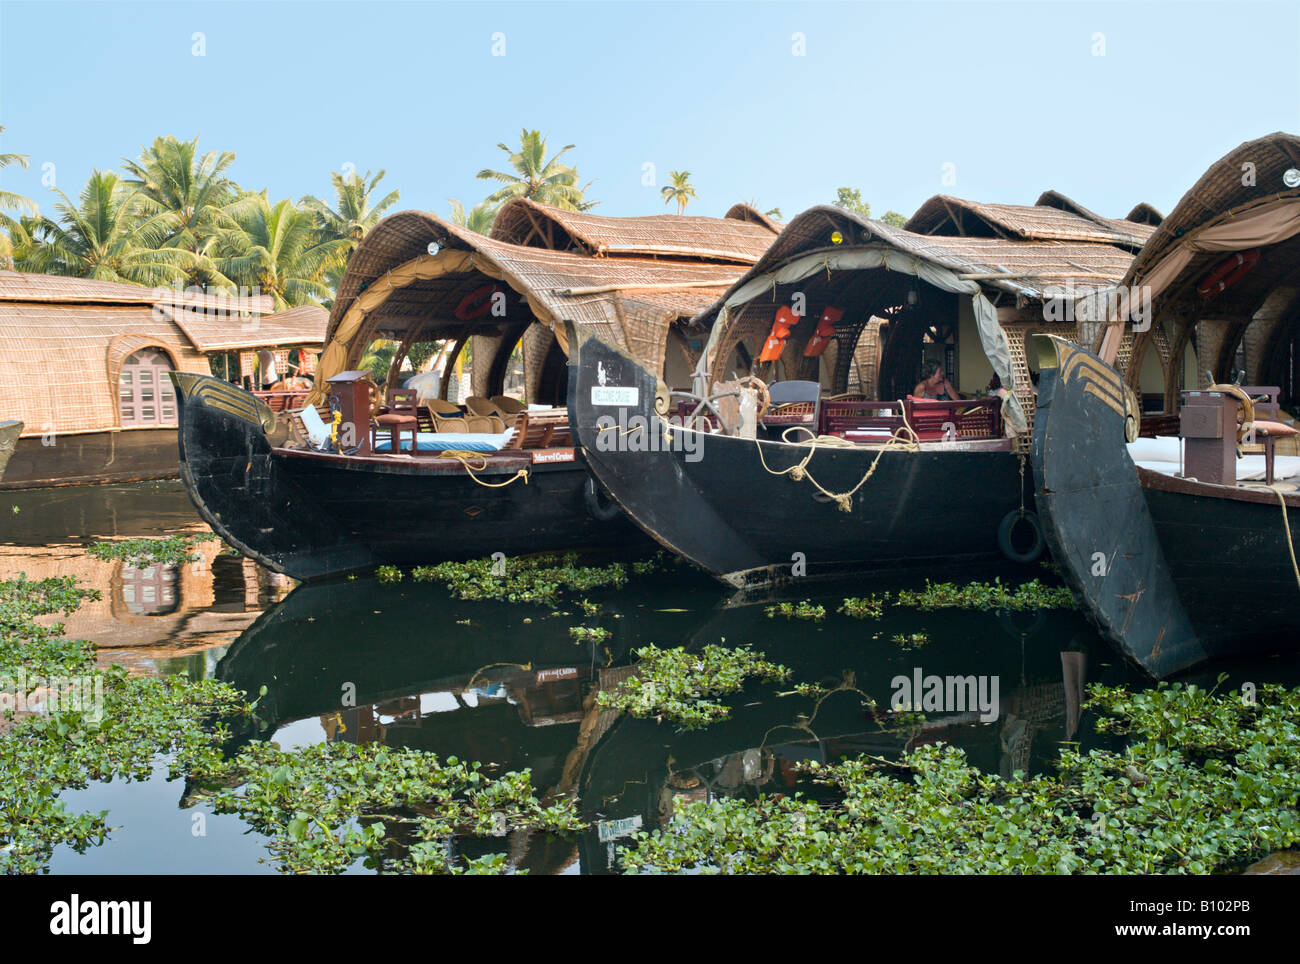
[0,126,36,217]
[0,126,38,267]
[17,170,196,285]
[301,168,400,247]
[302,168,401,302]
[477,129,596,211]
[121,136,239,247]
[448,198,499,235]
[661,171,697,215]
[215,193,350,310]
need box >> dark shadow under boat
[172,372,642,581]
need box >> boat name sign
[591,386,639,406]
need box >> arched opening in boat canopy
[1098,132,1300,413]
[307,208,759,408]
[688,206,1145,435]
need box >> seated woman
[913,360,963,401]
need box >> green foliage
[0,574,101,677]
[891,632,930,650]
[839,593,889,619]
[477,129,597,212]
[764,600,826,621]
[894,578,1075,612]
[188,742,583,874]
[411,553,628,605]
[597,642,791,729]
[569,626,610,644]
[0,665,253,873]
[374,565,403,584]
[86,533,216,568]
[621,681,1300,874]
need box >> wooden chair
[285,402,334,450]
[373,388,419,455]
[504,411,572,449]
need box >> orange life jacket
[759,306,799,363]
[803,306,844,357]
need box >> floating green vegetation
[0,570,581,875]
[0,574,100,678]
[764,600,826,621]
[569,626,611,644]
[620,680,1300,875]
[839,594,889,619]
[597,642,791,730]
[0,665,254,874]
[411,553,629,605]
[891,632,930,650]
[374,565,403,584]
[86,533,217,567]
[894,578,1075,612]
[188,742,583,875]
[577,599,603,618]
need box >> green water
[4,482,1297,874]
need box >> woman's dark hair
[920,359,943,380]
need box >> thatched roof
[488,198,779,264]
[0,271,327,438]
[1114,132,1300,397]
[318,210,761,389]
[0,270,274,312]
[906,192,1153,250]
[695,203,1137,326]
[1124,202,1164,226]
[165,303,327,352]
[1123,132,1300,291]
[724,203,784,233]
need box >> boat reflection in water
[217,571,1140,874]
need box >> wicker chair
[490,395,528,416]
[427,398,503,434]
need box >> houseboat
[174,200,781,580]
[1032,132,1300,677]
[568,191,1158,587]
[0,271,326,489]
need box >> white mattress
[1132,453,1300,481]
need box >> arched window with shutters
[119,347,178,427]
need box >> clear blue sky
[2,0,1298,224]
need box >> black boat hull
[1031,335,1298,677]
[173,372,642,581]
[566,323,1032,587]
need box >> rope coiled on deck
[438,450,530,488]
[753,403,920,513]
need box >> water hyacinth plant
[619,680,1300,875]
[411,553,629,605]
[597,642,791,729]
[894,578,1076,612]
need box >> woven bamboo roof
[692,203,1138,332]
[724,203,784,232]
[1124,202,1164,226]
[165,303,328,352]
[907,193,1152,250]
[324,210,752,364]
[488,198,779,264]
[0,270,275,312]
[0,271,328,438]
[1123,132,1300,291]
